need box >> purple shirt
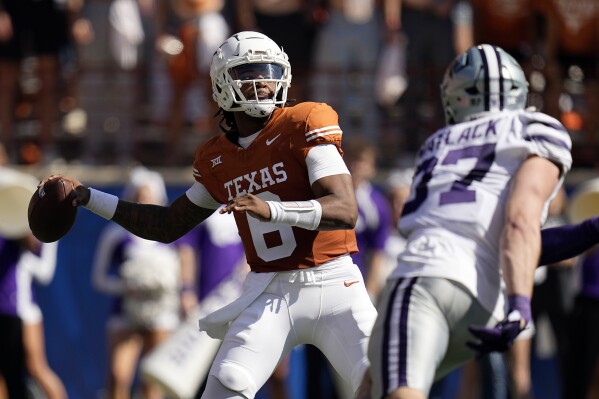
[0,237,21,316]
[351,182,393,277]
[580,249,599,300]
[178,212,245,301]
[92,226,182,316]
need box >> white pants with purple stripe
[368,277,499,398]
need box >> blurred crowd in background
[0,0,598,170]
[2,0,599,399]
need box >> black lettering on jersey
[419,119,500,159]
[471,123,483,139]
[485,119,498,137]
[457,127,472,143]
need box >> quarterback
[55,31,377,399]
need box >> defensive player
[55,31,377,399]
[362,44,573,399]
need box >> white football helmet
[210,31,292,118]
[440,44,528,125]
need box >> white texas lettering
[224,162,288,200]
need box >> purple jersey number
[402,143,496,216]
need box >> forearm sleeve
[539,217,599,266]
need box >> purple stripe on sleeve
[527,120,567,132]
[524,134,570,150]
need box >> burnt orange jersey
[192,102,358,272]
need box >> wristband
[508,294,531,324]
[180,283,195,294]
[84,188,119,220]
[266,200,322,230]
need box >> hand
[38,174,90,206]
[220,193,271,221]
[467,310,531,356]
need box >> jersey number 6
[246,191,298,261]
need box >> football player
[361,44,573,399]
[55,31,377,399]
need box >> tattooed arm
[51,175,216,243]
[110,195,215,243]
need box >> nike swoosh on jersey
[266,134,281,145]
[344,280,360,287]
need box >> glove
[467,295,532,356]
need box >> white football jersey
[390,109,572,319]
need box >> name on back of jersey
[418,118,499,159]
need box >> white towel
[198,271,276,339]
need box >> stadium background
[3,0,599,397]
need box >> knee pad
[213,362,257,398]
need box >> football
[28,177,78,243]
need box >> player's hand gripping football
[220,193,271,221]
[38,174,90,207]
[467,295,532,356]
